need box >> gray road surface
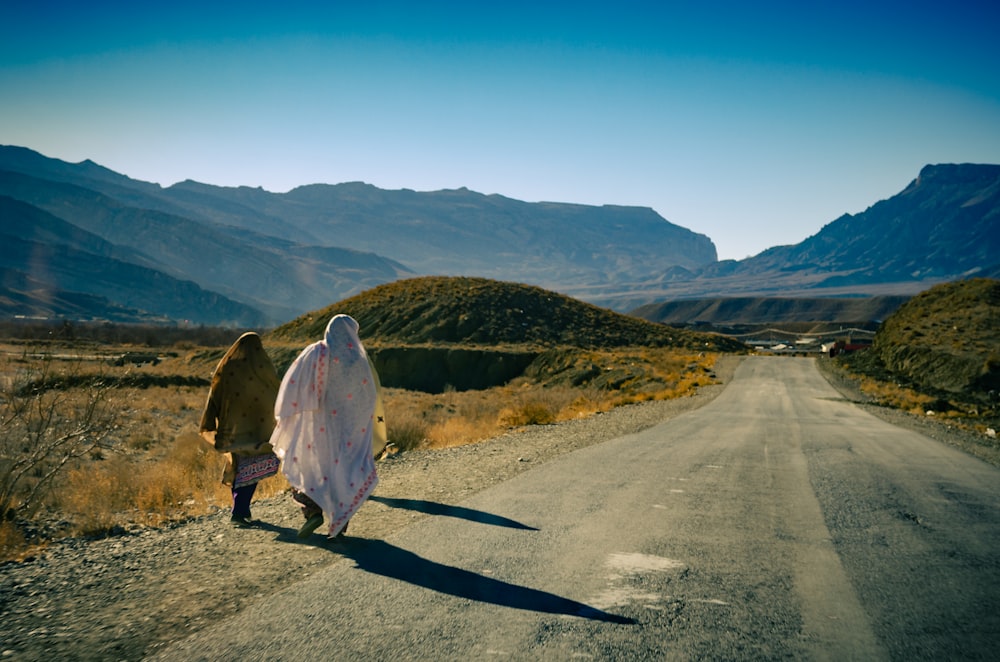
[155,356,1000,660]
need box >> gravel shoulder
[814,356,1000,468]
[2,354,996,661]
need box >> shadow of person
[252,520,331,548]
[331,537,634,625]
[368,495,539,530]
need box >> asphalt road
[155,356,1000,660]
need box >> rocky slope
[871,278,1000,397]
[593,164,1000,309]
[0,145,714,323]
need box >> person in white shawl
[270,314,379,539]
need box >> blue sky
[2,1,998,260]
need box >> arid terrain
[2,276,998,660]
[3,354,998,661]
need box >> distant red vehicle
[828,339,872,357]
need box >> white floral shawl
[269,315,379,536]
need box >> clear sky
[2,1,998,260]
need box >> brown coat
[199,332,280,485]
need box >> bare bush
[0,349,126,524]
[1,342,725,561]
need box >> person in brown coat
[199,332,281,526]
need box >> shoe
[230,515,254,528]
[298,513,324,539]
[327,519,350,541]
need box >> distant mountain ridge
[0,146,715,325]
[0,145,997,327]
[148,179,718,291]
[592,163,1000,310]
[740,164,1000,282]
[0,195,266,325]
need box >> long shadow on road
[368,495,539,530]
[333,536,635,624]
[256,506,629,624]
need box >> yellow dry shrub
[134,433,229,520]
[556,393,611,421]
[496,400,556,427]
[0,520,31,561]
[858,377,939,415]
[62,457,137,534]
[59,431,291,533]
[424,416,497,449]
[254,470,290,499]
[658,371,713,400]
[386,416,430,452]
[4,342,726,562]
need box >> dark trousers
[232,482,258,517]
[291,488,322,519]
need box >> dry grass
[1,341,721,561]
[824,351,999,439]
[0,520,30,561]
[58,433,223,532]
[270,275,747,353]
[855,376,941,416]
[54,441,292,539]
[384,348,720,452]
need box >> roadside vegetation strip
[16,275,997,562]
[0,340,725,562]
[823,279,999,438]
[822,354,999,439]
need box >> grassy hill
[873,278,1000,396]
[269,276,747,353]
[829,277,999,445]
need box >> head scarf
[200,332,280,454]
[269,315,379,536]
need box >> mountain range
[0,145,997,327]
[577,163,1000,312]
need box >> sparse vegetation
[0,318,262,348]
[7,275,996,563]
[0,347,127,524]
[270,276,747,353]
[873,278,1000,396]
[0,342,297,561]
[0,286,731,563]
[822,278,1000,444]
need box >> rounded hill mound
[873,277,1000,397]
[269,276,747,352]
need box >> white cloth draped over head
[269,314,379,537]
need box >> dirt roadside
[2,355,996,661]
